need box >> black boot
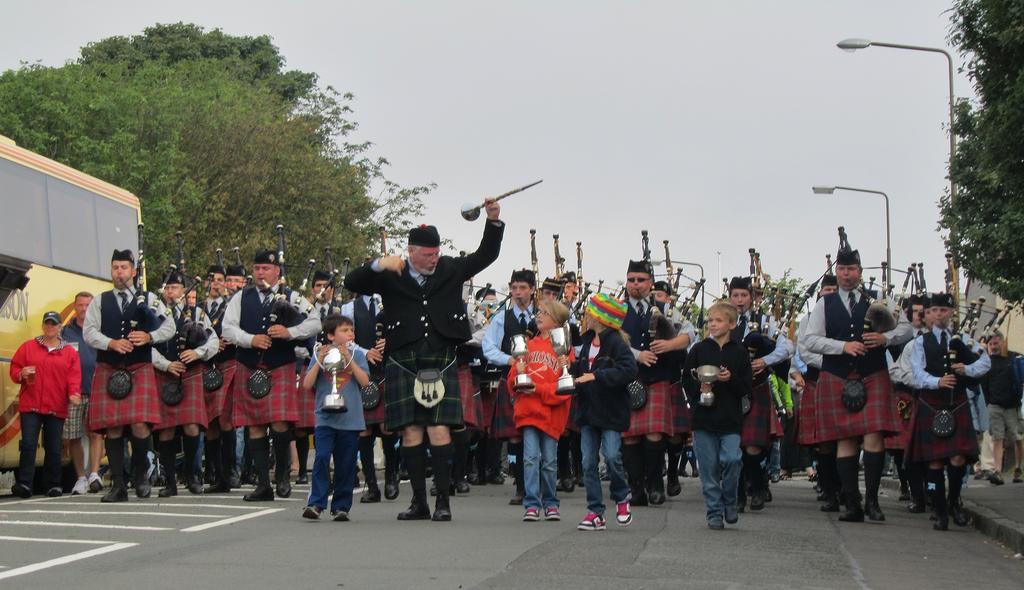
[130,434,152,498]
[294,432,310,484]
[359,436,381,503]
[892,451,910,501]
[205,437,221,488]
[272,430,293,498]
[452,430,471,494]
[644,439,667,506]
[622,443,648,506]
[431,443,453,521]
[743,451,766,511]
[158,438,178,497]
[487,438,504,484]
[183,434,203,494]
[929,467,949,530]
[836,456,864,522]
[204,437,229,493]
[862,450,885,522]
[101,437,128,503]
[817,452,840,512]
[382,434,400,500]
[509,441,525,505]
[223,432,239,489]
[947,464,969,527]
[666,441,683,497]
[243,437,274,501]
[397,444,431,520]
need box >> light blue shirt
[482,302,534,367]
[306,347,369,431]
[911,326,990,390]
[738,309,794,367]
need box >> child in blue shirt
[301,314,370,521]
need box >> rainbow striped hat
[586,293,628,330]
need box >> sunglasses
[626,277,648,283]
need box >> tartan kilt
[204,359,237,426]
[813,370,899,443]
[88,362,162,432]
[669,382,692,436]
[296,369,317,430]
[154,366,208,429]
[884,389,916,451]
[490,380,518,440]
[383,345,463,432]
[741,380,775,448]
[905,389,979,463]
[479,387,498,433]
[795,377,819,446]
[624,381,675,438]
[363,378,387,426]
[231,364,299,426]
[458,364,483,430]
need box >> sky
[0,1,973,302]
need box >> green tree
[944,1,1024,301]
[0,23,429,289]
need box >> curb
[880,477,1024,554]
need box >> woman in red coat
[508,300,574,522]
[10,311,82,498]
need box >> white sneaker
[88,472,104,493]
[72,477,89,495]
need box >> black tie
[848,291,857,314]
[738,314,747,335]
[261,291,272,307]
[320,306,327,319]
[209,301,219,318]
[636,301,646,317]
[369,298,377,319]
[940,331,948,350]
[119,292,129,313]
[519,313,528,333]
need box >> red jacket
[10,337,81,419]
[507,335,574,439]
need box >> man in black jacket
[344,200,504,522]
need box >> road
[0,476,1021,589]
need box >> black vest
[922,330,978,395]
[96,290,156,366]
[500,305,533,354]
[353,297,379,350]
[235,287,300,370]
[155,308,187,363]
[204,297,235,364]
[821,291,886,378]
[622,298,681,383]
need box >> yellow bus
[0,134,142,472]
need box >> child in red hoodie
[508,299,574,522]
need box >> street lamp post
[812,185,891,288]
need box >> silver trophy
[314,343,351,413]
[550,324,575,395]
[691,364,719,406]
[510,334,534,392]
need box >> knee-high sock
[221,432,237,484]
[431,443,453,496]
[452,430,470,483]
[205,437,221,482]
[908,461,926,504]
[946,464,966,508]
[557,436,571,479]
[382,434,399,479]
[891,450,908,487]
[667,441,684,479]
[487,436,502,477]
[742,451,765,493]
[129,434,152,484]
[474,435,489,479]
[295,433,310,478]
[105,437,126,487]
[836,456,861,506]
[927,467,947,518]
[359,436,378,490]
[158,438,177,485]
[817,451,838,498]
[622,443,645,491]
[862,450,884,503]
[182,434,200,481]
[271,430,293,484]
[644,439,667,492]
[401,444,427,499]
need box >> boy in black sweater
[682,301,753,530]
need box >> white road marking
[46,502,261,510]
[0,535,121,544]
[0,542,136,580]
[0,510,230,518]
[0,521,172,531]
[180,508,284,532]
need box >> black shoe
[361,486,381,503]
[864,498,885,522]
[950,504,969,527]
[295,474,308,485]
[509,493,524,506]
[11,483,32,498]
[204,481,231,494]
[933,516,949,531]
[187,476,204,495]
[397,498,431,521]
[432,495,452,522]
[276,480,292,499]
[487,474,506,485]
[455,480,471,494]
[666,477,682,498]
[750,491,765,511]
[631,488,649,507]
[764,488,773,503]
[46,486,62,497]
[243,484,275,502]
[988,473,1005,486]
[838,502,865,523]
[384,475,400,501]
[101,484,129,503]
[467,473,483,486]
[820,495,841,512]
[648,488,666,506]
[907,501,927,514]
[158,484,178,498]
[135,479,152,499]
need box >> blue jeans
[580,425,630,515]
[522,426,559,510]
[693,430,742,520]
[18,412,64,490]
[307,427,360,512]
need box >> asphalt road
[0,477,1021,589]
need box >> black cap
[207,265,226,276]
[254,250,280,266]
[312,270,332,283]
[729,276,753,293]
[561,271,577,284]
[42,311,61,324]
[821,274,838,288]
[225,264,247,277]
[408,225,441,248]
[835,249,861,266]
[509,269,536,287]
[541,277,564,293]
[626,259,653,276]
[475,286,496,300]
[653,280,672,295]
[928,292,955,309]
[111,249,134,264]
[164,270,186,286]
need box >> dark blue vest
[353,297,379,350]
[235,287,299,370]
[622,299,679,383]
[204,297,235,364]
[96,290,155,366]
[821,292,886,378]
[922,330,978,395]
[500,305,532,354]
[155,308,187,363]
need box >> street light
[812,185,891,287]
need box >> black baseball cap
[43,311,61,324]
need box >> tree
[944,1,1024,301]
[0,23,429,287]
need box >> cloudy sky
[1,1,971,301]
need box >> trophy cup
[315,343,350,413]
[691,364,719,406]
[510,334,534,392]
[551,324,576,395]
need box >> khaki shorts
[62,397,89,440]
[988,404,1022,442]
